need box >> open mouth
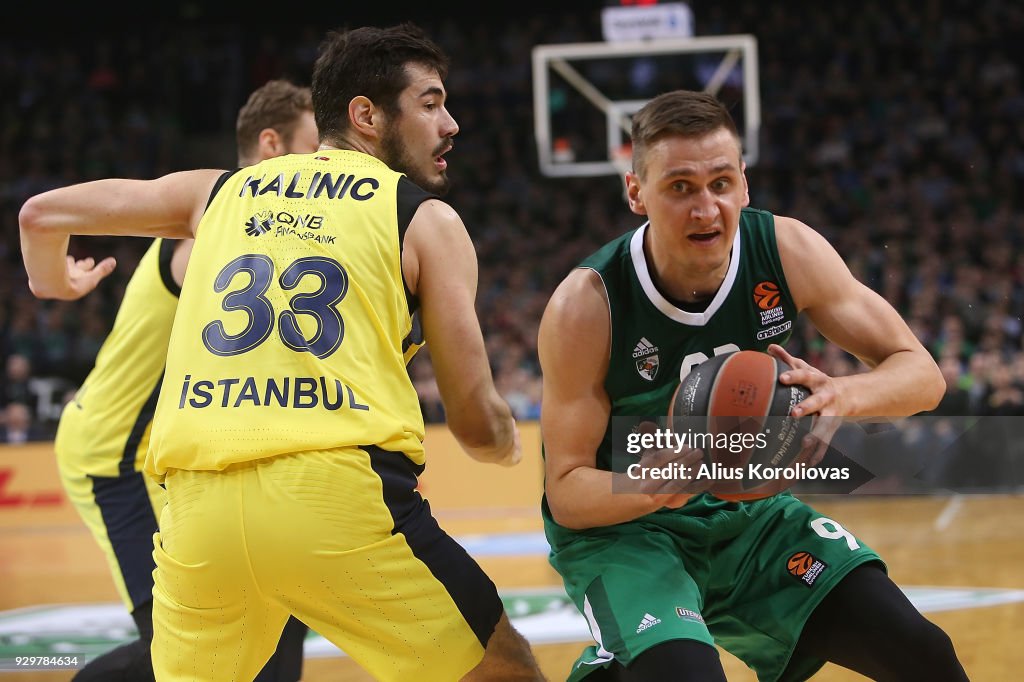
[688,230,721,242]
[435,143,452,170]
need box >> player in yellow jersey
[51,79,318,681]
[20,23,543,682]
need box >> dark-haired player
[22,24,542,681]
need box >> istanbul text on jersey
[177,374,369,411]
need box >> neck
[320,136,375,156]
[643,230,730,303]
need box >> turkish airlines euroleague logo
[787,551,828,587]
[754,280,786,329]
[753,281,781,310]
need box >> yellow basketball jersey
[55,238,180,476]
[147,150,429,475]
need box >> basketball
[668,350,814,501]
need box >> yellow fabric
[55,238,177,477]
[56,466,165,610]
[151,448,484,682]
[53,238,175,609]
[148,150,425,476]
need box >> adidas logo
[632,337,659,359]
[635,613,662,633]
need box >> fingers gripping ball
[669,350,814,501]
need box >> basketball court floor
[2,429,1021,680]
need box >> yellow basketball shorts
[55,441,165,612]
[152,445,502,681]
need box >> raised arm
[774,216,944,418]
[19,169,223,300]
[402,198,519,466]
[540,269,702,530]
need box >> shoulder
[407,198,465,238]
[773,214,843,272]
[539,268,612,379]
[772,214,851,310]
[541,268,610,340]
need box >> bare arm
[402,199,519,466]
[774,216,944,418]
[540,269,702,530]
[19,170,223,299]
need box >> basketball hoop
[531,34,760,178]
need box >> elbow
[922,363,946,412]
[545,483,591,531]
[18,196,45,235]
[548,501,587,531]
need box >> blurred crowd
[2,0,1023,487]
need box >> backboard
[531,34,760,178]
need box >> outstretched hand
[766,344,843,466]
[31,255,117,300]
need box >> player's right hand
[31,255,117,300]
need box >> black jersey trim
[207,168,240,209]
[396,177,439,316]
[157,238,181,297]
[364,444,502,648]
[119,372,164,478]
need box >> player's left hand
[767,344,843,466]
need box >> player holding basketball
[21,24,543,682]
[539,90,967,680]
[52,79,317,682]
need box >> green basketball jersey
[543,207,798,547]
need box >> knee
[466,613,543,681]
[72,638,153,682]
[622,640,726,682]
[904,620,965,677]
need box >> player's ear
[256,128,283,159]
[348,96,379,138]
[740,160,750,207]
[625,171,647,216]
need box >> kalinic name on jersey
[147,150,431,476]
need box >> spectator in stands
[0,403,43,444]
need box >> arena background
[1,0,1022,679]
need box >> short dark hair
[235,80,313,164]
[631,90,741,178]
[311,23,449,146]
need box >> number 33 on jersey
[146,150,432,477]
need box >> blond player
[52,80,317,681]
